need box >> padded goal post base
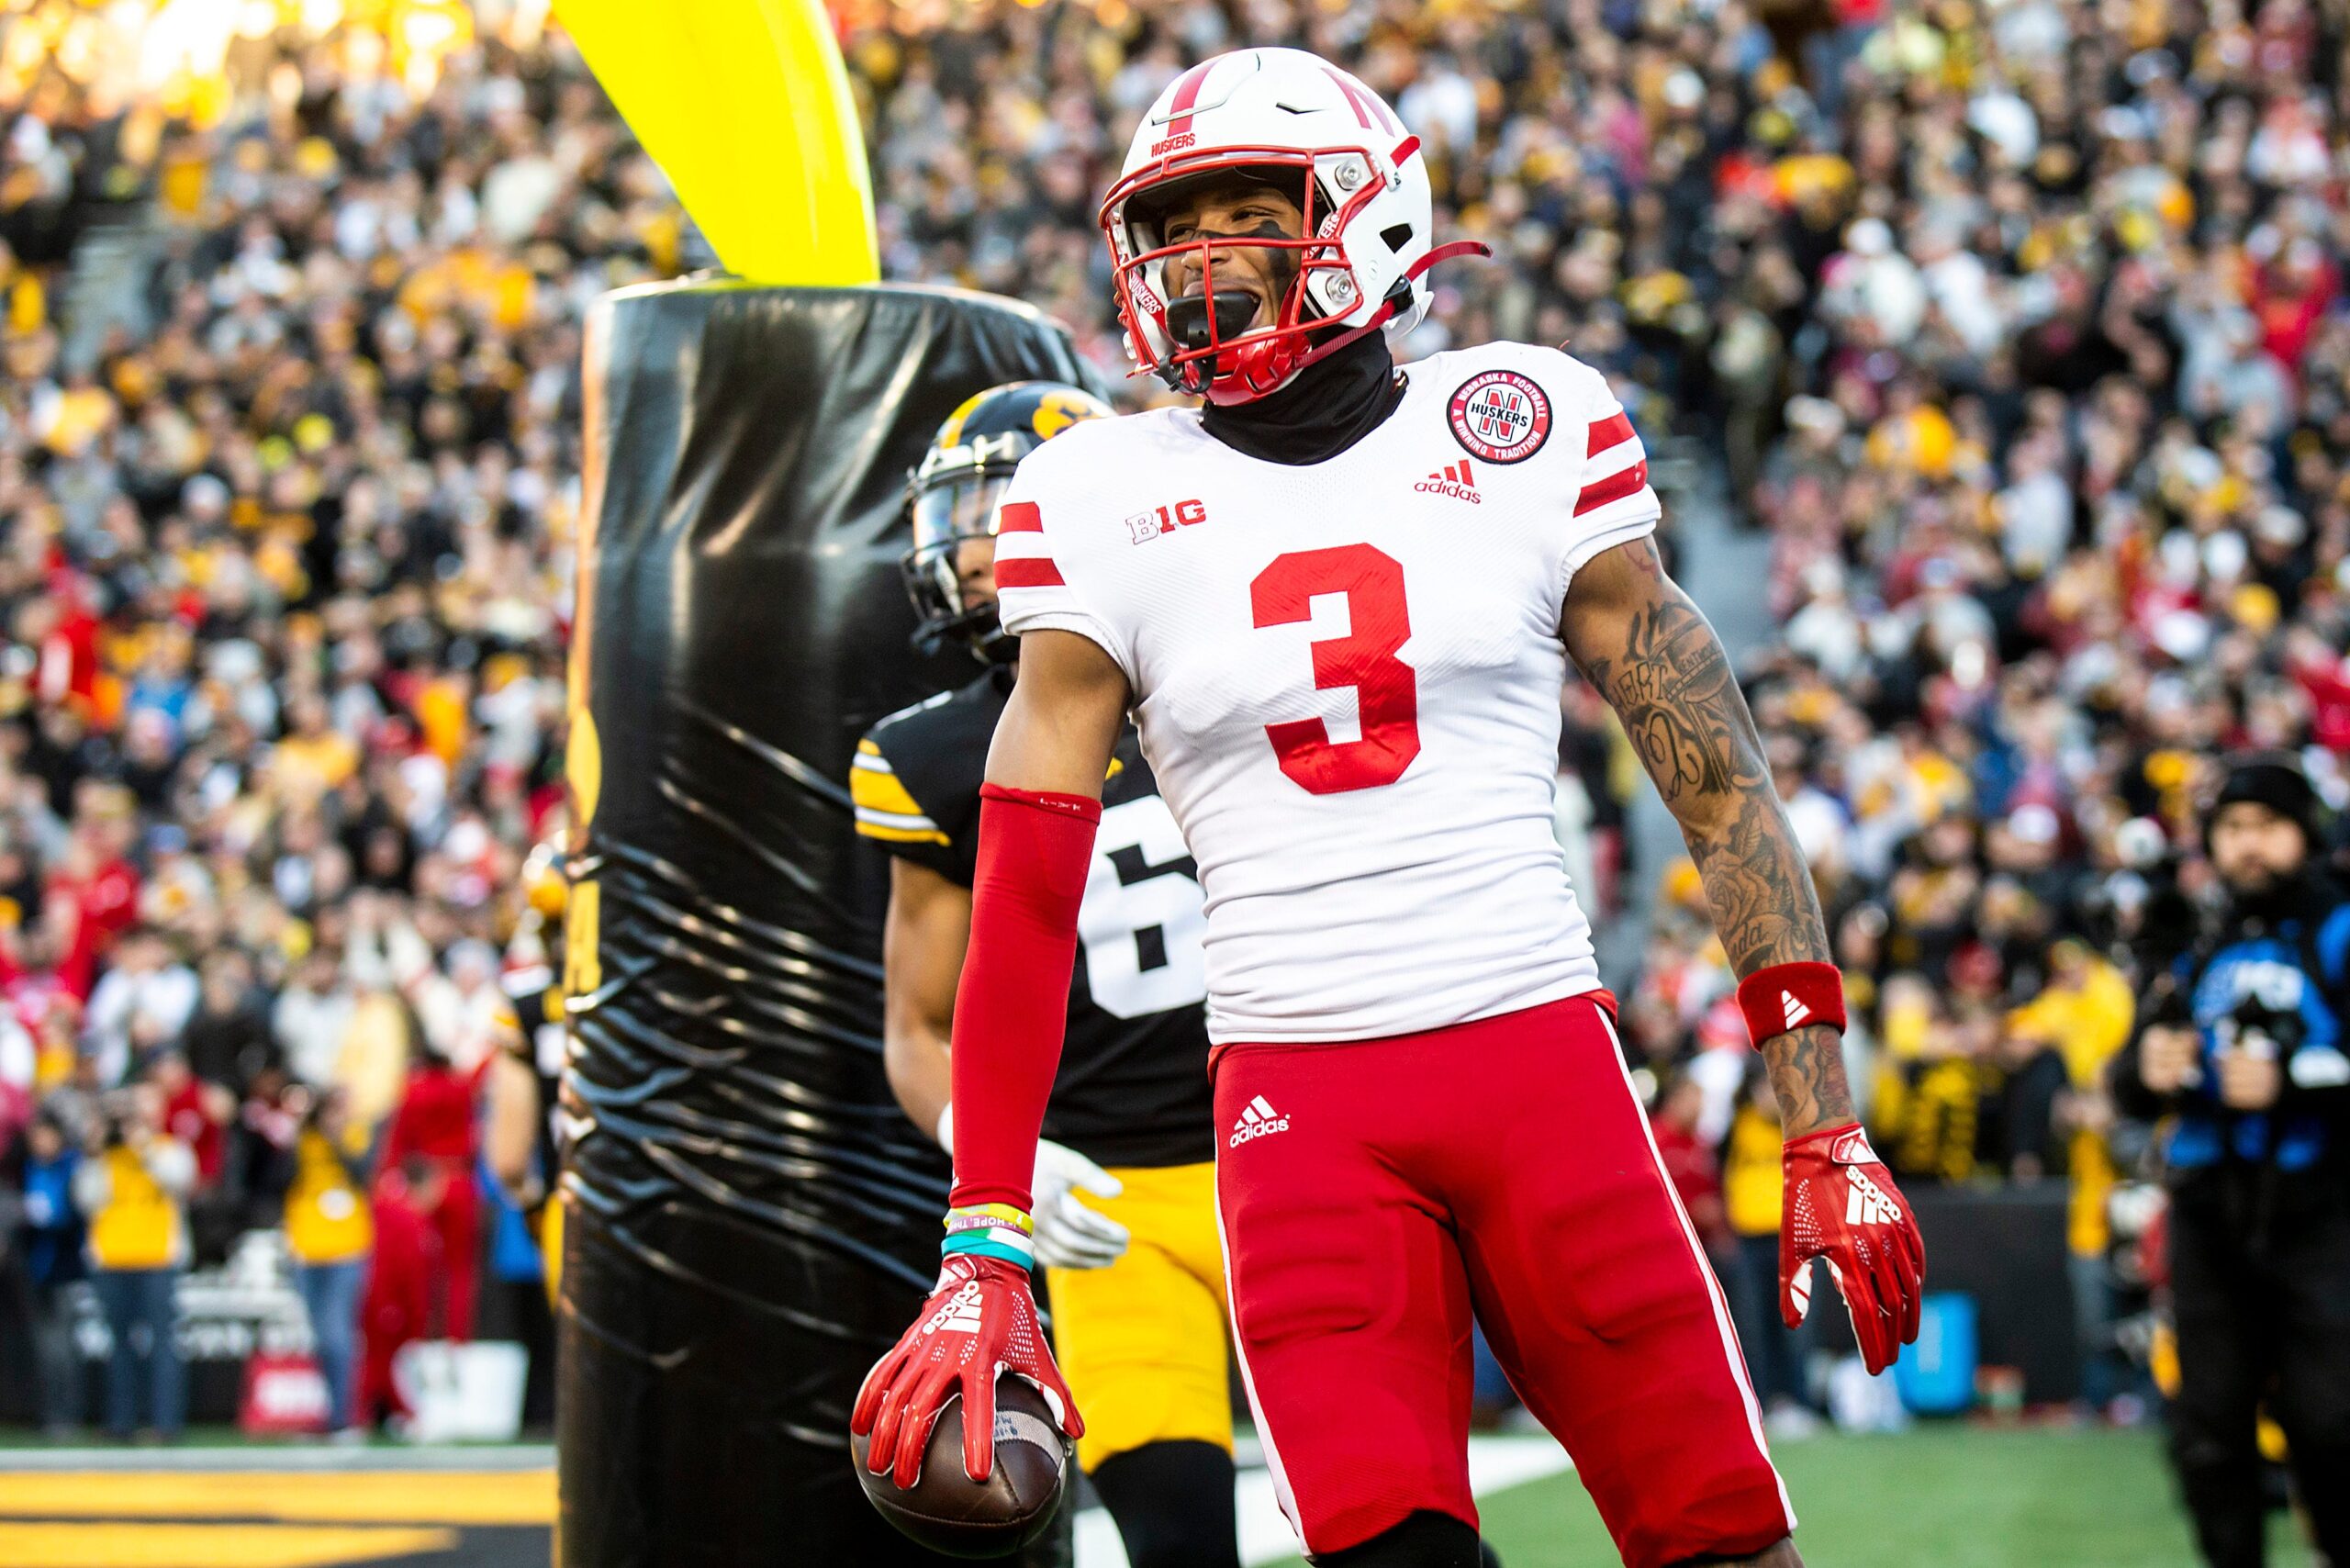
[558,281,1104,1567]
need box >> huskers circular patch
[1447,370,1552,464]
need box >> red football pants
[1213,993,1793,1566]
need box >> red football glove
[850,1254,1081,1490]
[1780,1123,1925,1374]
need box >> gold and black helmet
[901,380,1111,661]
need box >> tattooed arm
[1561,537,1856,1137]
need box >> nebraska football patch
[1448,370,1551,464]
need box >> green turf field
[1278,1425,2312,1568]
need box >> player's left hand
[1779,1123,1924,1374]
[1032,1139,1129,1270]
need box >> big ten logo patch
[1127,498,1208,543]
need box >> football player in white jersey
[854,49,1926,1568]
[857,381,1242,1568]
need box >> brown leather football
[852,1374,1072,1558]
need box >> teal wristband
[941,1229,1035,1269]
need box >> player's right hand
[1031,1139,1129,1270]
[852,1252,1082,1489]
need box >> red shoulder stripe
[997,500,1044,533]
[1586,411,1635,457]
[994,557,1066,588]
[1573,461,1650,517]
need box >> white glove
[1029,1139,1129,1270]
[935,1107,1129,1271]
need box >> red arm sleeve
[946,782,1102,1215]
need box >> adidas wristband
[1736,961,1846,1045]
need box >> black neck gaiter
[1199,330,1404,465]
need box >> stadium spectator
[178,949,278,1096]
[1722,1067,1818,1434]
[271,1086,372,1436]
[1651,1070,1733,1267]
[358,1154,445,1432]
[17,1108,84,1435]
[73,1081,190,1441]
[2114,756,2350,1566]
[379,1035,482,1342]
[80,927,195,1087]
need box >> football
[851,1374,1072,1558]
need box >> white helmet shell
[1101,49,1437,400]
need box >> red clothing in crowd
[2293,651,2350,755]
[1654,1119,1733,1256]
[163,1080,226,1185]
[0,946,70,1036]
[44,858,140,998]
[359,1171,442,1427]
[37,593,99,713]
[382,1060,480,1165]
[381,1060,482,1341]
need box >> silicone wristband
[941,1226,1034,1269]
[944,1204,1034,1238]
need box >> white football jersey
[995,342,1660,1044]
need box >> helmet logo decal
[1031,390,1103,440]
[1447,371,1553,464]
[1321,66,1399,132]
[1154,59,1222,137]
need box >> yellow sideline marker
[552,0,879,286]
[0,1470,554,1525]
[0,1522,456,1568]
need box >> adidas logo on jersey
[1845,1169,1903,1226]
[1228,1093,1292,1148]
[1414,459,1482,503]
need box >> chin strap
[1198,240,1494,407]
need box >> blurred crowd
[0,5,618,1436]
[3,0,2347,1433]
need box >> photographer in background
[2114,755,2350,1568]
[73,1081,194,1442]
[264,1085,372,1437]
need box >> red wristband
[1736,961,1846,1045]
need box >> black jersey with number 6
[855,666,1214,1168]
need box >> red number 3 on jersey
[1250,545,1421,794]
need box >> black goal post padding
[558,280,1106,1567]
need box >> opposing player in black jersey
[853,381,1239,1568]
